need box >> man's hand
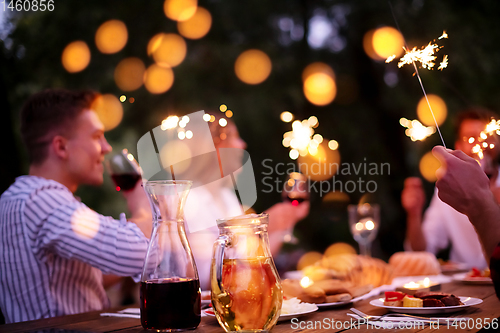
[121,179,152,238]
[265,201,310,233]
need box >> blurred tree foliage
[2,0,500,262]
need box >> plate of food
[202,298,318,322]
[370,291,483,315]
[453,268,492,285]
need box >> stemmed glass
[348,203,380,257]
[281,172,309,244]
[105,149,142,192]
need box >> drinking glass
[105,149,142,191]
[347,203,380,257]
[281,172,309,244]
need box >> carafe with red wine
[141,180,201,332]
[106,149,142,191]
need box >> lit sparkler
[469,119,500,159]
[281,112,337,160]
[400,118,436,141]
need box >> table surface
[1,281,498,333]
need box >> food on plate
[314,254,394,287]
[403,295,423,307]
[467,267,490,278]
[383,291,405,307]
[383,291,464,308]
[281,297,317,315]
[281,278,373,304]
[389,251,441,276]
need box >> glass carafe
[210,213,283,332]
[140,180,201,332]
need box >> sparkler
[281,112,337,160]
[469,119,500,159]
[399,118,436,141]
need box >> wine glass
[347,203,380,257]
[281,172,309,244]
[106,149,142,192]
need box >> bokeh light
[363,27,404,60]
[164,0,197,21]
[143,64,174,94]
[95,20,128,54]
[298,141,340,181]
[177,7,212,39]
[419,151,442,182]
[61,41,91,73]
[303,72,336,106]
[225,110,233,118]
[114,57,146,91]
[151,33,187,68]
[90,94,123,131]
[280,111,294,123]
[417,94,447,127]
[220,104,227,112]
[234,49,272,85]
[159,140,192,174]
[302,62,335,82]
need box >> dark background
[2,0,500,264]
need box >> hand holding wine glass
[348,203,380,257]
[106,149,142,192]
[281,172,310,244]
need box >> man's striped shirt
[0,176,149,323]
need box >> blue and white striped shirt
[0,176,149,323]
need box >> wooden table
[1,281,498,333]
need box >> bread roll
[389,252,441,276]
[325,293,352,303]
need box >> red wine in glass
[111,173,141,191]
[283,195,307,206]
[140,277,201,331]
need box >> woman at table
[432,146,500,299]
[183,113,310,290]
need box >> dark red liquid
[111,173,141,191]
[140,278,201,331]
[284,196,307,205]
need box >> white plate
[369,296,483,315]
[201,290,211,306]
[202,305,318,321]
[316,294,365,308]
[453,273,493,285]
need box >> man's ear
[51,135,69,160]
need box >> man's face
[65,110,112,186]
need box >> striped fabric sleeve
[25,187,149,276]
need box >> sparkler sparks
[400,118,436,141]
[281,113,337,160]
[470,119,500,159]
[386,33,449,71]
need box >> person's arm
[433,146,500,259]
[265,201,310,255]
[120,179,152,238]
[401,177,427,251]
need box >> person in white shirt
[402,108,500,269]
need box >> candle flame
[422,277,431,288]
[403,281,420,289]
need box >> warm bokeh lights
[143,64,174,94]
[114,57,146,91]
[234,49,272,85]
[363,27,404,60]
[177,7,212,39]
[61,41,91,73]
[298,141,340,181]
[419,151,441,182]
[297,251,323,270]
[91,94,124,131]
[164,0,197,21]
[95,20,128,54]
[324,242,356,257]
[417,94,447,127]
[303,72,336,106]
[151,33,187,68]
[400,118,436,141]
[280,111,294,123]
[302,62,335,82]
